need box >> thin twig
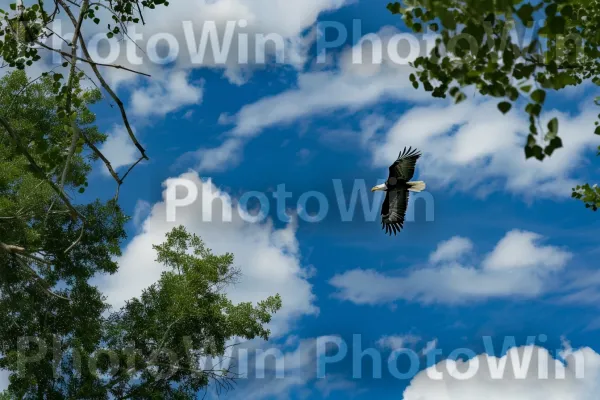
[36,41,151,77]
[79,128,121,183]
[56,0,149,186]
[13,255,70,302]
[59,0,88,192]
[64,222,85,254]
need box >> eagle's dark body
[375,147,424,236]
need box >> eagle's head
[371,183,387,192]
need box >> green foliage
[0,71,282,398]
[0,70,126,399]
[0,70,104,198]
[0,0,284,395]
[572,183,600,211]
[104,227,282,398]
[387,0,600,210]
[0,0,169,70]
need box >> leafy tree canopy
[387,0,600,210]
[0,70,282,399]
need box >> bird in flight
[371,147,426,235]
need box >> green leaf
[9,3,15,10]
[548,16,566,34]
[531,89,546,103]
[439,9,457,29]
[561,5,573,18]
[498,101,512,114]
[532,145,544,160]
[544,136,562,156]
[595,126,600,135]
[547,117,558,136]
[520,85,532,93]
[545,3,557,17]
[516,3,534,25]
[387,2,401,14]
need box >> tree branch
[59,0,88,192]
[36,41,151,77]
[12,254,70,302]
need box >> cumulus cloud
[421,339,439,356]
[96,172,318,337]
[190,26,436,170]
[329,230,572,305]
[429,237,473,264]
[37,0,350,90]
[377,334,422,351]
[224,335,360,400]
[188,22,596,196]
[368,97,598,198]
[97,125,140,173]
[130,71,203,117]
[402,343,600,400]
[483,230,571,271]
[186,138,245,173]
[132,199,152,229]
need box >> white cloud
[402,343,600,400]
[483,230,571,271]
[429,237,473,264]
[186,22,596,196]
[190,26,435,170]
[132,199,152,229]
[421,339,438,356]
[130,71,203,117]
[368,97,598,198]
[97,125,140,173]
[187,138,244,173]
[314,374,364,398]
[96,172,317,337]
[226,335,361,400]
[329,230,572,305]
[39,0,350,90]
[377,334,421,351]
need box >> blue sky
[18,0,600,398]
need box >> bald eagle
[371,147,426,235]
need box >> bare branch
[64,222,85,254]
[13,255,70,302]
[0,242,50,265]
[55,0,149,198]
[114,155,146,201]
[36,41,151,77]
[59,0,89,192]
[79,128,121,183]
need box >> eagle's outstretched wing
[388,147,421,182]
[381,187,410,235]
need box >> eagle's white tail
[408,181,426,192]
